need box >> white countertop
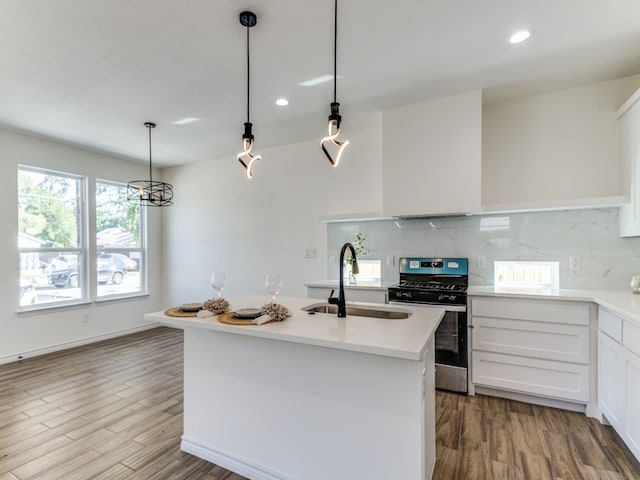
[305,280,394,291]
[468,286,640,325]
[145,295,444,361]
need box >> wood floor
[0,327,638,480]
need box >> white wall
[162,123,383,305]
[0,128,164,362]
[482,75,640,207]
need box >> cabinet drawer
[472,317,589,364]
[472,351,590,402]
[624,320,640,358]
[599,308,623,343]
[471,297,589,325]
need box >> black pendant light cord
[333,0,338,103]
[148,124,153,182]
[246,22,251,123]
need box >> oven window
[435,313,459,353]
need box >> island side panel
[181,327,433,480]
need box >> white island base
[147,296,440,480]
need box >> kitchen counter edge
[468,286,640,325]
[146,295,444,361]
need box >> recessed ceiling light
[275,98,289,106]
[299,75,334,87]
[172,117,200,125]
[509,30,531,44]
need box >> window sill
[17,299,92,315]
[95,292,150,304]
[17,292,151,314]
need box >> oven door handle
[388,300,467,312]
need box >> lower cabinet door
[472,351,589,402]
[598,331,625,431]
[625,349,640,459]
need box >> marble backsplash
[327,208,640,290]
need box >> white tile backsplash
[327,208,640,290]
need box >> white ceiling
[1,0,640,167]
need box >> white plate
[180,303,203,312]
[233,308,263,319]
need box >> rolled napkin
[203,298,231,314]
[631,274,640,294]
[197,309,216,318]
[254,302,291,324]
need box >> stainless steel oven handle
[388,301,467,312]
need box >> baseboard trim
[474,385,587,413]
[181,437,297,480]
[0,323,159,365]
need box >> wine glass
[210,272,227,298]
[265,274,283,303]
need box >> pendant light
[236,10,261,179]
[127,122,174,207]
[320,0,349,167]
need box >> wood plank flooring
[433,386,640,479]
[1,327,638,479]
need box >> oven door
[434,310,467,367]
[434,309,468,393]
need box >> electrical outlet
[328,255,336,267]
[476,256,487,269]
[386,255,395,267]
[304,248,316,259]
[570,256,581,272]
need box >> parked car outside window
[47,253,130,288]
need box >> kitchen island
[145,295,444,480]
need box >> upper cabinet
[481,77,638,212]
[382,90,482,217]
[618,88,640,237]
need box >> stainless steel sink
[302,303,412,319]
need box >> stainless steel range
[388,257,468,394]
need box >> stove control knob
[438,294,455,302]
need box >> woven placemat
[218,311,274,326]
[164,307,198,318]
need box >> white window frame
[95,179,148,301]
[18,165,88,310]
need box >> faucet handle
[327,289,339,305]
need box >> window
[18,166,86,307]
[494,261,559,291]
[18,167,147,310]
[96,181,145,298]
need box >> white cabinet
[481,78,633,212]
[618,88,640,237]
[471,296,594,403]
[597,306,640,462]
[625,348,640,458]
[306,285,388,304]
[382,90,482,217]
[598,330,625,431]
